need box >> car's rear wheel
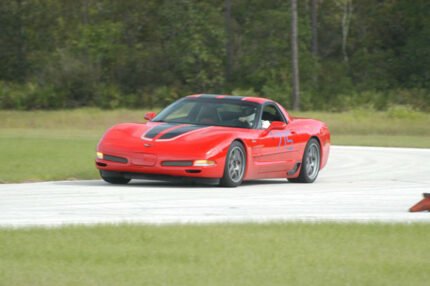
[289,138,320,183]
[220,141,246,187]
[100,172,131,185]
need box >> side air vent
[186,169,201,174]
[104,155,128,164]
[161,161,193,167]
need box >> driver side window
[260,104,285,129]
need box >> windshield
[153,98,260,129]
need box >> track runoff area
[0,146,429,227]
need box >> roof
[187,94,269,104]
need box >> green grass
[0,108,147,183]
[0,133,97,182]
[0,223,429,286]
[300,109,430,147]
[1,108,429,183]
[333,135,430,148]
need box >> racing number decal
[270,130,294,151]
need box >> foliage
[0,81,62,110]
[0,0,429,111]
[386,105,424,120]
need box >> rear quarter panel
[277,101,330,171]
[288,118,330,170]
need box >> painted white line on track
[1,146,430,227]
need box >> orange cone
[409,193,430,212]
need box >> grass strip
[0,222,429,286]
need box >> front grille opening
[162,161,193,167]
[186,169,201,174]
[104,154,128,164]
[96,162,107,167]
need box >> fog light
[96,152,104,159]
[193,160,215,167]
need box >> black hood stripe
[144,123,178,138]
[159,125,208,139]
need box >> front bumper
[95,152,224,179]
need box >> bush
[153,87,180,107]
[37,50,100,108]
[386,105,424,119]
[313,89,430,112]
[94,84,121,109]
[231,88,258,97]
[261,83,291,108]
[385,89,430,112]
[1,77,429,112]
[0,81,64,110]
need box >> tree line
[0,0,429,111]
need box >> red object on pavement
[409,193,430,212]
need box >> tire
[100,172,131,185]
[289,138,321,183]
[220,141,246,187]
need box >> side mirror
[268,121,287,130]
[261,121,287,136]
[144,112,157,121]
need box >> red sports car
[95,94,330,187]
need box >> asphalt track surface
[1,146,430,227]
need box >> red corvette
[95,94,330,187]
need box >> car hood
[98,122,242,157]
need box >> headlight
[193,160,216,167]
[96,152,104,159]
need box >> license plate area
[130,153,157,166]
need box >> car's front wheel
[220,141,246,187]
[289,138,321,183]
[100,172,131,185]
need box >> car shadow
[53,178,290,189]
[242,180,289,186]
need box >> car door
[252,104,298,174]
